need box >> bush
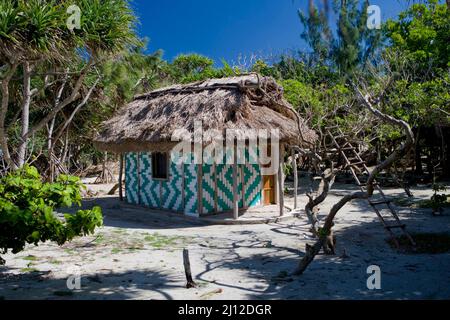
[0,166,102,265]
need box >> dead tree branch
[294,83,415,275]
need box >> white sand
[1,182,449,300]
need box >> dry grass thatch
[94,74,317,153]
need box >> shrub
[0,166,102,265]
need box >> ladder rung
[369,199,392,206]
[347,161,366,166]
[340,146,356,151]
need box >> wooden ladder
[325,126,415,249]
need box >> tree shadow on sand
[0,267,180,300]
[191,210,450,300]
[65,196,209,230]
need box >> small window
[152,152,168,180]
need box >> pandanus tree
[0,0,139,265]
[0,0,139,171]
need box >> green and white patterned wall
[125,153,139,204]
[184,163,198,215]
[125,149,262,215]
[139,153,160,208]
[244,144,262,207]
[161,160,184,212]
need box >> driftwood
[183,249,197,289]
[107,183,119,195]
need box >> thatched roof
[94,74,317,153]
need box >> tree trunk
[292,149,298,209]
[17,59,94,148]
[0,62,19,170]
[47,116,56,182]
[17,62,34,167]
[415,129,423,175]
[294,86,415,275]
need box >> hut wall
[183,163,199,216]
[124,149,262,216]
[139,152,160,208]
[125,153,140,204]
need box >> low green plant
[430,183,448,215]
[0,166,103,265]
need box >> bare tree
[293,78,415,275]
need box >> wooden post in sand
[278,144,285,217]
[119,154,124,201]
[183,249,197,288]
[292,148,298,209]
[232,143,239,220]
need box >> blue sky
[130,0,412,64]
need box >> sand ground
[1,180,449,300]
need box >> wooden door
[262,175,275,205]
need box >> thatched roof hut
[94,74,317,153]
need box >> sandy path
[1,183,449,300]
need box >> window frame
[151,152,169,181]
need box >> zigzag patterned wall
[161,160,183,212]
[125,148,262,215]
[139,153,160,208]
[201,164,215,214]
[125,153,139,204]
[184,163,198,215]
[215,164,244,212]
[244,145,262,207]
[244,164,262,207]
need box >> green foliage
[76,0,138,53]
[164,54,241,84]
[382,0,450,127]
[280,78,352,130]
[298,4,331,64]
[385,0,449,77]
[298,0,382,76]
[0,0,66,53]
[283,163,292,177]
[170,54,214,77]
[0,0,138,60]
[99,43,163,104]
[250,59,281,78]
[0,0,140,172]
[0,166,103,265]
[430,183,448,213]
[317,227,330,238]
